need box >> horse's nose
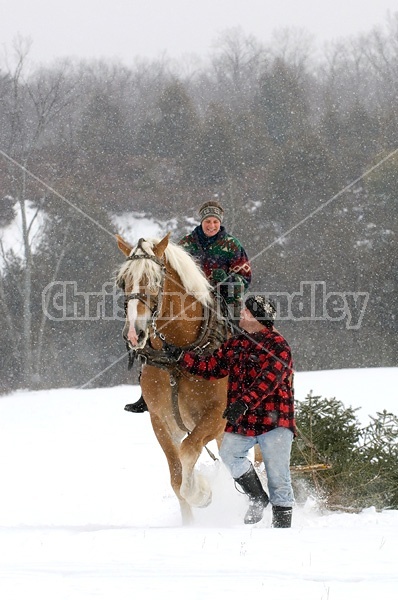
[127,324,139,346]
[124,321,147,347]
[123,322,136,345]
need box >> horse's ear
[153,232,170,258]
[116,234,133,257]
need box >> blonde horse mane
[116,237,212,306]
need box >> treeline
[0,20,397,393]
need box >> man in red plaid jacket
[168,294,295,528]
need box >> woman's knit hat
[245,295,276,326]
[199,200,224,223]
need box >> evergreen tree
[292,394,398,510]
[254,57,310,144]
[188,103,236,186]
[141,80,199,160]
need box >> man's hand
[222,399,248,424]
[163,341,183,361]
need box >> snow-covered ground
[0,368,397,599]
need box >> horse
[115,233,229,524]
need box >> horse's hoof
[181,480,212,508]
[196,490,212,508]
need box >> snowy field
[0,368,397,599]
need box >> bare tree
[210,27,268,110]
[1,38,77,386]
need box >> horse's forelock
[116,239,162,291]
[140,239,156,256]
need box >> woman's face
[201,217,221,237]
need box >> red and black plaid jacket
[181,327,296,437]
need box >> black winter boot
[235,464,270,524]
[124,395,148,413]
[272,506,292,528]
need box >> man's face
[238,307,254,330]
[201,217,221,237]
[239,307,266,333]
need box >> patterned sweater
[179,225,251,303]
[181,327,296,437]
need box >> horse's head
[116,233,170,349]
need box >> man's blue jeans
[220,427,295,507]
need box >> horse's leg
[179,407,225,508]
[150,412,193,525]
[141,366,193,525]
[177,378,227,508]
[254,444,263,467]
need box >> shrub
[291,394,398,510]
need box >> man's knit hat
[245,295,276,326]
[199,200,224,223]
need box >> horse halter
[123,238,167,340]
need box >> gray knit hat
[199,200,224,223]
[245,295,276,325]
